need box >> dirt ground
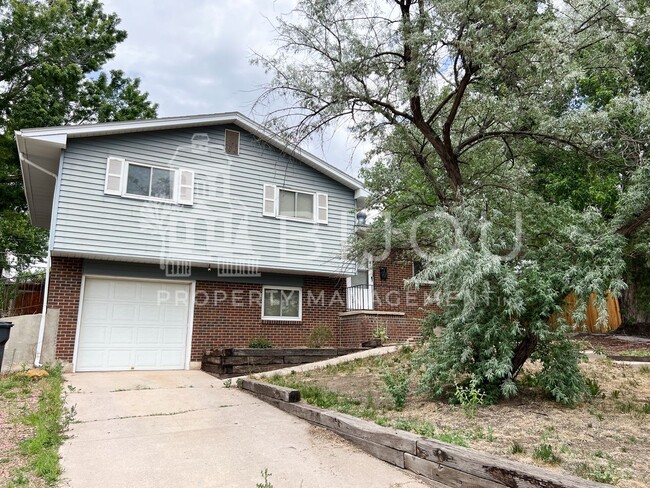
[293,349,650,487]
[576,333,650,355]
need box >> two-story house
[17,113,372,372]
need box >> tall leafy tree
[256,0,650,402]
[0,0,158,274]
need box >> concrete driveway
[59,371,428,488]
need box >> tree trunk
[619,255,650,334]
[511,332,539,379]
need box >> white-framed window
[262,286,302,321]
[279,188,314,220]
[126,162,175,201]
[262,184,328,224]
[104,157,194,205]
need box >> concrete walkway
[59,371,428,488]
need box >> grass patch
[265,375,378,420]
[616,349,650,357]
[1,365,71,486]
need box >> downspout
[34,251,52,367]
[21,153,63,367]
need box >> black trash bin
[0,321,14,370]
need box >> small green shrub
[248,337,272,349]
[222,379,232,388]
[533,444,561,464]
[307,325,334,348]
[381,366,410,410]
[643,402,650,414]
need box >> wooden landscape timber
[240,379,611,488]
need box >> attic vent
[225,129,240,155]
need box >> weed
[307,325,334,348]
[610,389,620,399]
[510,442,525,454]
[248,337,272,349]
[381,366,410,410]
[453,379,485,418]
[390,418,436,438]
[639,366,650,374]
[486,426,495,442]
[642,402,650,414]
[256,468,273,488]
[222,379,232,389]
[372,324,389,343]
[585,378,604,398]
[588,407,604,421]
[533,444,561,464]
[617,401,636,414]
[14,364,71,484]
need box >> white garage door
[76,278,191,372]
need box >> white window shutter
[177,169,195,205]
[104,157,125,195]
[263,184,277,217]
[316,193,328,224]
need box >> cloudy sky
[101,0,365,177]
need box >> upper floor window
[262,184,328,224]
[279,189,314,220]
[126,163,174,200]
[104,157,194,205]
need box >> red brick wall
[48,256,83,362]
[372,251,439,319]
[191,276,346,359]
[339,313,421,346]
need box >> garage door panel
[114,282,139,300]
[136,327,161,344]
[138,305,161,321]
[82,302,110,322]
[106,350,133,369]
[84,280,111,299]
[76,349,106,370]
[140,282,169,300]
[76,278,191,372]
[112,303,138,321]
[80,326,107,345]
[157,350,185,367]
[109,327,135,344]
[163,305,189,322]
[133,350,158,368]
[162,328,185,344]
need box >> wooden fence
[555,293,622,333]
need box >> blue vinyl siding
[52,125,356,276]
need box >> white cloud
[101,0,368,177]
